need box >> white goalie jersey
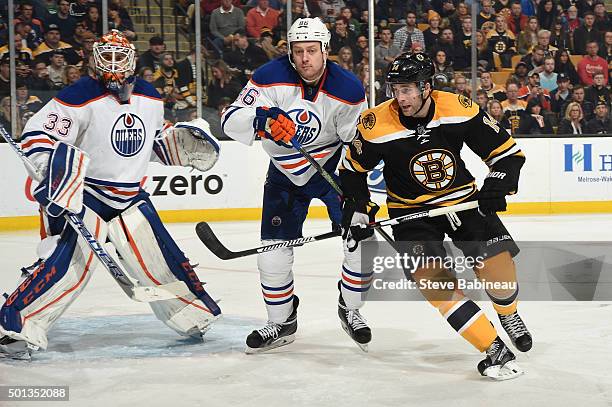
[221,55,368,186]
[21,76,165,209]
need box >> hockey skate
[478,336,524,381]
[245,296,299,354]
[338,283,371,352]
[0,336,35,361]
[499,311,532,352]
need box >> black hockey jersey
[340,91,525,209]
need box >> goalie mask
[93,30,136,99]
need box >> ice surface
[0,215,611,407]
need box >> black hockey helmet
[386,52,435,95]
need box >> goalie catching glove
[33,141,89,217]
[154,118,220,172]
[254,107,296,145]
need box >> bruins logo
[458,94,472,108]
[410,149,457,191]
[494,40,507,54]
[362,112,376,130]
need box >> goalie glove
[254,106,296,145]
[33,141,89,218]
[154,118,220,172]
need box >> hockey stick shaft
[196,201,478,259]
[0,126,191,302]
[289,139,396,244]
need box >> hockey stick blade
[196,221,341,260]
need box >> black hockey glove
[477,175,509,215]
[341,199,379,252]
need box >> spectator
[15,2,44,38]
[477,0,496,29]
[76,31,95,74]
[0,33,33,65]
[562,85,595,120]
[573,12,601,55]
[337,46,355,71]
[536,29,558,57]
[330,17,359,57]
[488,99,512,131]
[453,73,470,97]
[519,72,551,109]
[585,71,611,106]
[433,28,456,63]
[518,98,554,134]
[600,30,612,60]
[209,0,245,56]
[586,101,611,134]
[82,5,103,37]
[15,59,32,82]
[558,102,586,134]
[224,29,269,82]
[479,71,507,101]
[0,96,18,139]
[564,6,582,36]
[550,73,572,113]
[47,50,66,89]
[245,0,281,39]
[449,2,470,35]
[539,56,558,91]
[207,59,242,110]
[550,17,571,51]
[423,11,442,52]
[577,41,608,85]
[511,61,530,86]
[340,7,361,35]
[70,0,90,21]
[47,0,77,42]
[475,89,489,110]
[432,49,454,86]
[375,27,400,70]
[318,0,346,24]
[63,65,81,86]
[554,48,580,84]
[108,3,136,40]
[487,15,517,68]
[522,44,546,73]
[15,21,43,51]
[137,36,166,72]
[392,11,425,54]
[520,0,537,17]
[507,2,528,35]
[517,16,539,54]
[355,34,369,59]
[258,28,282,59]
[276,39,288,54]
[33,23,81,66]
[434,0,456,20]
[593,2,610,33]
[537,0,558,31]
[153,52,183,120]
[0,56,9,99]
[290,0,308,23]
[15,81,43,116]
[454,16,474,69]
[501,82,528,134]
[26,61,53,102]
[139,66,155,83]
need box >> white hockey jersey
[222,56,368,186]
[20,76,164,209]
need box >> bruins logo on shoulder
[458,94,472,109]
[362,112,376,130]
[410,149,457,192]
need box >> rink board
[0,137,611,230]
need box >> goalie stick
[196,201,479,260]
[0,126,192,303]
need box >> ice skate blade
[245,334,295,354]
[340,322,369,353]
[483,361,525,381]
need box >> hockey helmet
[386,52,435,96]
[93,30,136,95]
[287,18,331,53]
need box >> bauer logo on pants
[111,113,146,157]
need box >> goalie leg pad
[257,241,295,323]
[0,208,106,349]
[107,198,220,337]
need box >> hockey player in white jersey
[0,30,221,360]
[222,18,376,353]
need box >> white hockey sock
[257,241,295,323]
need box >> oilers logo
[111,113,146,157]
[287,108,321,146]
[410,149,456,191]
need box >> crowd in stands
[0,0,610,139]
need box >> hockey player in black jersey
[339,52,532,380]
